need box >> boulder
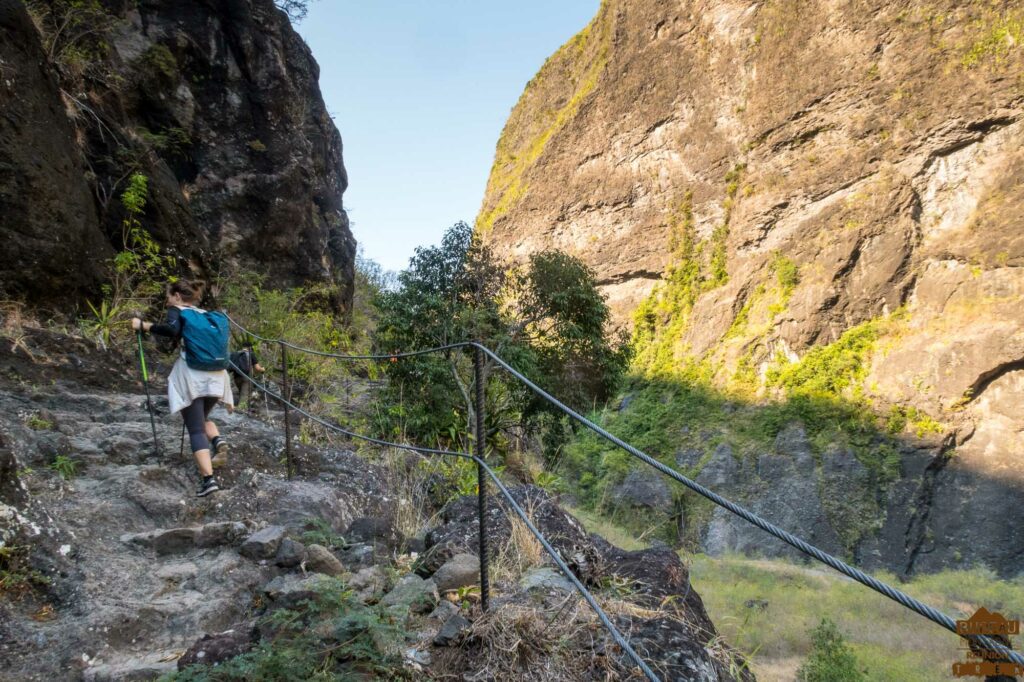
[349,565,389,602]
[239,525,286,560]
[520,567,575,595]
[195,521,248,549]
[121,528,197,556]
[428,600,459,622]
[345,516,404,550]
[274,539,307,568]
[340,542,376,568]
[695,443,741,490]
[262,573,328,602]
[610,469,673,512]
[433,614,471,646]
[177,628,256,670]
[420,486,597,582]
[382,574,439,615]
[430,553,480,592]
[304,543,345,576]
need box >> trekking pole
[136,330,161,458]
[179,422,186,459]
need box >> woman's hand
[131,318,150,332]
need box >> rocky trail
[0,327,751,681]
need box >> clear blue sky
[297,0,599,272]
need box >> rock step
[121,521,250,555]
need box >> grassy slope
[690,554,1024,681]
[570,511,1024,681]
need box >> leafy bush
[797,618,864,682]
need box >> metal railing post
[474,345,489,611]
[280,341,293,479]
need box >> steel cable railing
[227,359,661,681]
[225,315,1023,666]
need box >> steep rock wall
[0,0,354,308]
[481,0,1024,575]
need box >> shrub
[797,618,864,682]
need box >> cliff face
[0,0,354,308]
[481,0,1024,575]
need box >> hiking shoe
[196,477,220,497]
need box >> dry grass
[492,509,545,585]
[434,595,663,681]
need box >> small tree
[797,618,864,682]
[373,222,627,452]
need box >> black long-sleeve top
[149,307,184,341]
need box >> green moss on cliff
[961,9,1023,69]
[477,1,614,232]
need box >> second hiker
[132,279,233,497]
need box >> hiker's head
[166,279,205,306]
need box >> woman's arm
[133,307,183,338]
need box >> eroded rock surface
[0,329,749,680]
[480,0,1024,577]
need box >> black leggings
[181,397,219,453]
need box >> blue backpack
[179,308,230,371]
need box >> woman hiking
[132,280,232,497]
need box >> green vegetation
[689,553,1024,682]
[886,406,943,438]
[373,221,627,454]
[632,164,748,375]
[49,455,77,480]
[25,0,117,82]
[300,518,347,550]
[767,320,877,398]
[166,577,410,681]
[559,309,909,547]
[219,265,381,438]
[25,413,54,431]
[78,173,179,350]
[138,127,192,159]
[477,1,614,231]
[770,251,800,298]
[82,299,122,350]
[138,44,178,82]
[961,9,1023,69]
[797,619,865,682]
[0,545,50,598]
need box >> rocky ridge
[0,325,750,680]
[479,0,1024,576]
[0,0,355,309]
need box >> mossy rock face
[2,0,357,311]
